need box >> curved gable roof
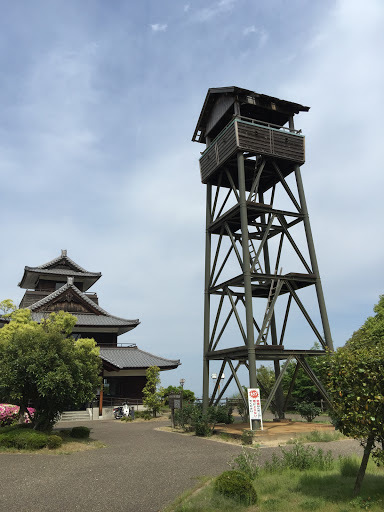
[18,250,101,291]
[100,346,180,371]
[38,251,89,273]
[28,282,140,334]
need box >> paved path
[0,419,362,512]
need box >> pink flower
[0,404,36,426]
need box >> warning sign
[248,388,262,420]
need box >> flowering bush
[0,404,35,427]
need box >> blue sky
[1,0,383,395]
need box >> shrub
[215,405,234,425]
[0,429,48,450]
[174,404,221,436]
[173,403,198,431]
[121,416,133,422]
[47,435,63,449]
[58,429,71,438]
[264,441,334,472]
[135,410,152,420]
[339,455,360,477]
[70,426,90,439]
[229,446,260,479]
[194,415,213,437]
[0,404,36,427]
[237,400,249,422]
[295,402,322,422]
[241,429,254,445]
[0,404,19,426]
[214,470,257,505]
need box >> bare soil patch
[157,420,337,447]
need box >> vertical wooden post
[237,151,258,429]
[99,370,104,417]
[203,184,212,413]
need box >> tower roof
[18,250,101,291]
[193,86,309,144]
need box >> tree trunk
[18,403,26,424]
[353,435,375,497]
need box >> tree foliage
[142,366,163,417]
[282,343,326,405]
[161,385,195,404]
[326,295,384,495]
[256,365,275,397]
[0,299,17,316]
[0,308,101,431]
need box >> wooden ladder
[256,278,283,345]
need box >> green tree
[256,365,275,397]
[282,343,326,405]
[0,299,17,316]
[142,366,163,417]
[161,385,195,405]
[326,296,384,496]
[0,307,101,431]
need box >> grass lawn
[164,456,384,512]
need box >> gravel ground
[0,419,363,512]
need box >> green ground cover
[164,455,384,512]
[285,430,346,444]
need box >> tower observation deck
[193,87,333,423]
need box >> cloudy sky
[0,0,383,395]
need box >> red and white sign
[248,388,262,421]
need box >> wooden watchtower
[193,87,333,421]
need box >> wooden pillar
[99,369,104,416]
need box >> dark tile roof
[100,347,181,370]
[20,290,99,309]
[18,251,102,291]
[28,283,139,331]
[38,252,89,273]
[23,267,101,278]
[30,312,138,328]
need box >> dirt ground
[214,419,336,445]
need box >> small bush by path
[214,470,257,506]
[0,428,48,450]
[70,426,90,439]
[0,424,104,454]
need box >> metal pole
[294,166,334,351]
[259,192,285,419]
[203,184,212,412]
[237,152,258,430]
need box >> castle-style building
[12,250,180,404]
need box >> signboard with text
[248,388,262,421]
[169,394,182,410]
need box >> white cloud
[243,25,268,47]
[184,4,190,13]
[243,25,256,36]
[280,0,384,344]
[192,0,236,22]
[150,23,168,32]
